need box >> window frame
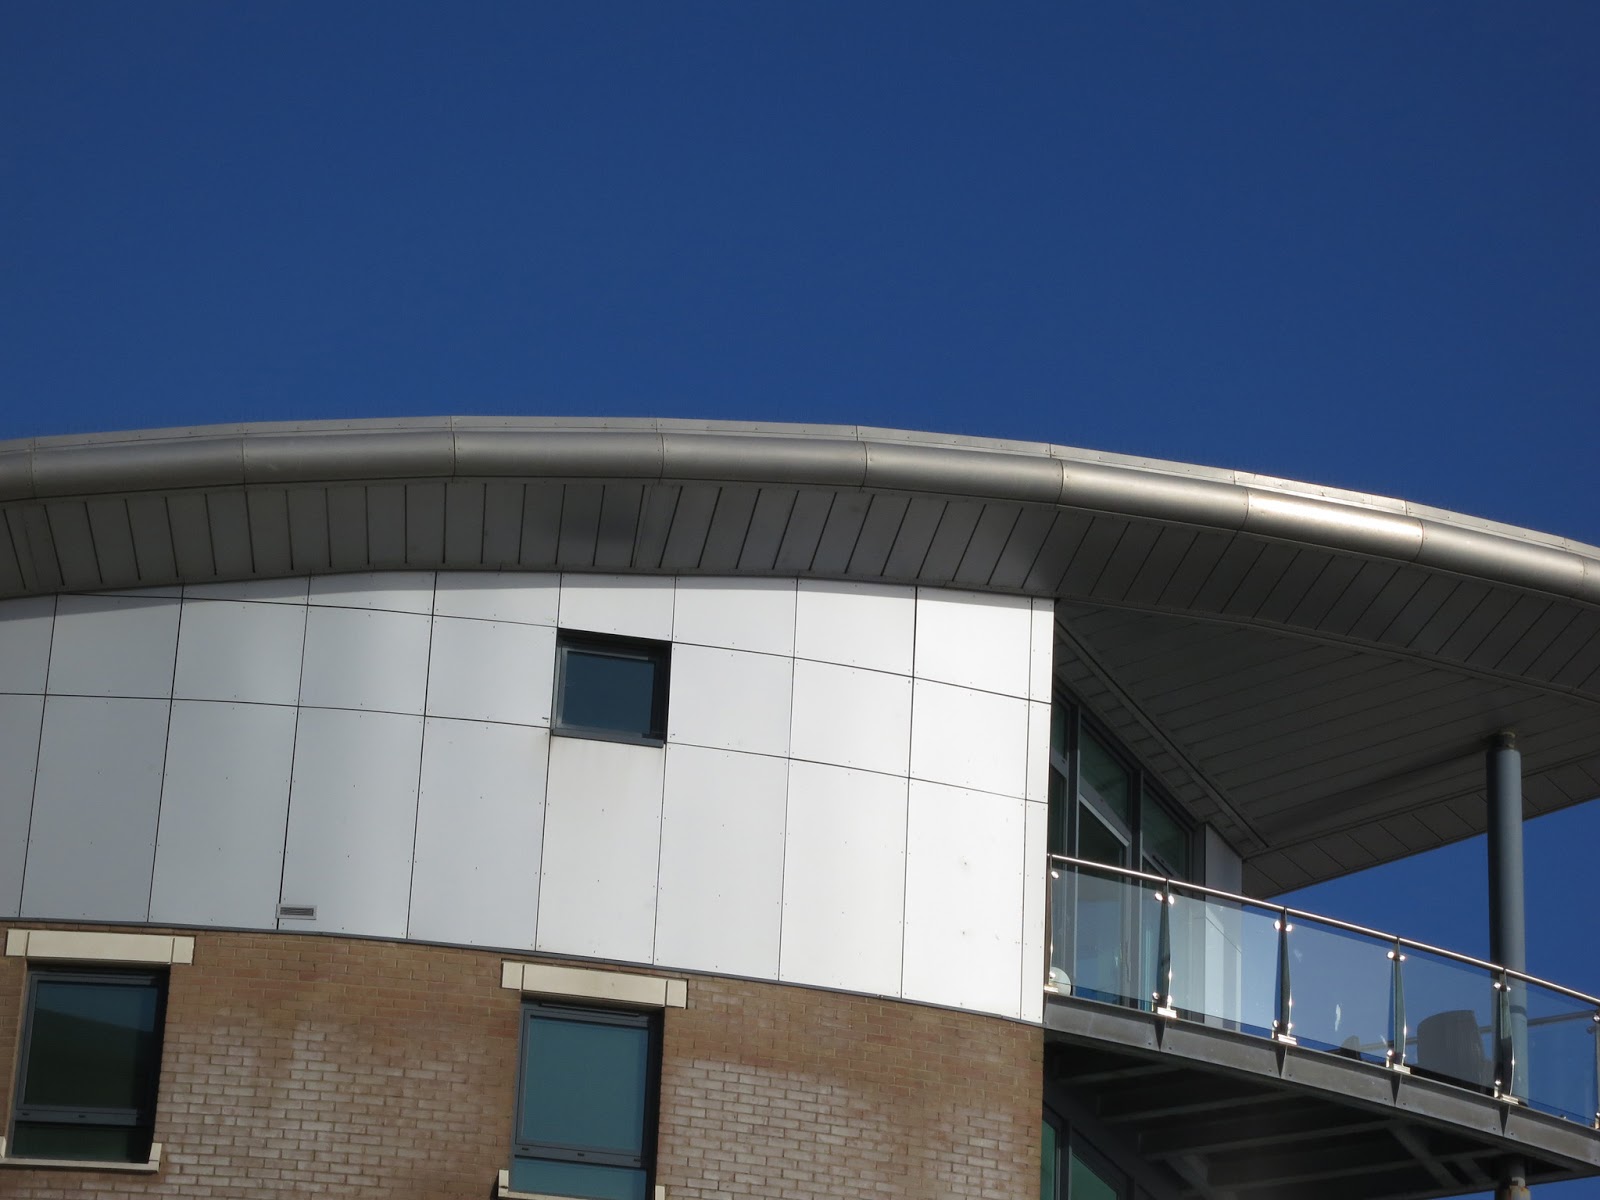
[9,966,168,1165]
[1049,697,1195,880]
[552,630,672,747]
[510,1000,661,1198]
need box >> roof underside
[2,417,1598,893]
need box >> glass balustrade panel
[1283,918,1394,1063]
[1401,948,1496,1091]
[1517,980,1598,1124]
[1048,859,1599,1121]
[1166,888,1280,1037]
[1047,864,1151,1009]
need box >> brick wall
[0,925,1041,1199]
[657,979,1043,1200]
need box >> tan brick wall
[0,925,1042,1199]
[656,980,1043,1200]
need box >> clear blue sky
[4,4,1597,1192]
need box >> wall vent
[277,904,317,920]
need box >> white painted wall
[0,573,1054,1021]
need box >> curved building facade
[0,418,1596,1199]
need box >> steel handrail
[1046,853,1600,1008]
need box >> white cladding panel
[299,606,431,715]
[654,745,788,978]
[537,736,665,963]
[149,701,297,928]
[48,595,179,698]
[279,708,423,937]
[913,590,1033,698]
[0,596,55,694]
[425,616,556,727]
[24,696,170,921]
[185,577,309,603]
[789,659,913,777]
[1030,599,1054,702]
[794,581,914,675]
[0,695,44,917]
[1020,800,1049,1023]
[673,578,797,656]
[434,571,558,625]
[7,572,1049,1022]
[668,644,793,757]
[173,599,307,706]
[308,571,436,612]
[779,761,907,996]
[901,780,1026,1017]
[1027,700,1052,803]
[409,719,549,949]
[558,574,674,641]
[910,679,1030,797]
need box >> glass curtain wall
[1048,695,1195,1004]
[1040,1110,1135,1200]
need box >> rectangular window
[554,632,670,745]
[511,1002,659,1200]
[9,968,166,1163]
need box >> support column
[1487,732,1526,975]
[1487,732,1530,1200]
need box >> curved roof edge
[2,416,1598,604]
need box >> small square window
[554,632,670,745]
[511,1003,659,1200]
[9,968,167,1163]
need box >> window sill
[496,1169,664,1200]
[0,1138,162,1174]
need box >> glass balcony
[1047,856,1600,1128]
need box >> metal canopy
[2,417,1597,893]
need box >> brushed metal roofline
[2,416,1597,604]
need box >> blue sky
[4,4,1597,1191]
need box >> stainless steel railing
[1046,855,1600,1128]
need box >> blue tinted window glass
[518,1015,650,1155]
[22,978,161,1110]
[561,647,660,737]
[510,1157,648,1200]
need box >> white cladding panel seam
[0,574,1043,1021]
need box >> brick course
[0,925,1041,1198]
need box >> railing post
[1388,941,1408,1071]
[1275,910,1295,1043]
[1593,1010,1599,1130]
[1153,881,1175,1018]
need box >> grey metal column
[1487,732,1527,976]
[1488,732,1530,1200]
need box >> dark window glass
[11,970,165,1164]
[1140,794,1189,877]
[513,1004,658,1200]
[1068,1145,1127,1200]
[1047,767,1069,857]
[1078,733,1132,827]
[556,634,669,743]
[1040,1118,1059,1200]
[10,1124,149,1162]
[1077,808,1128,869]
